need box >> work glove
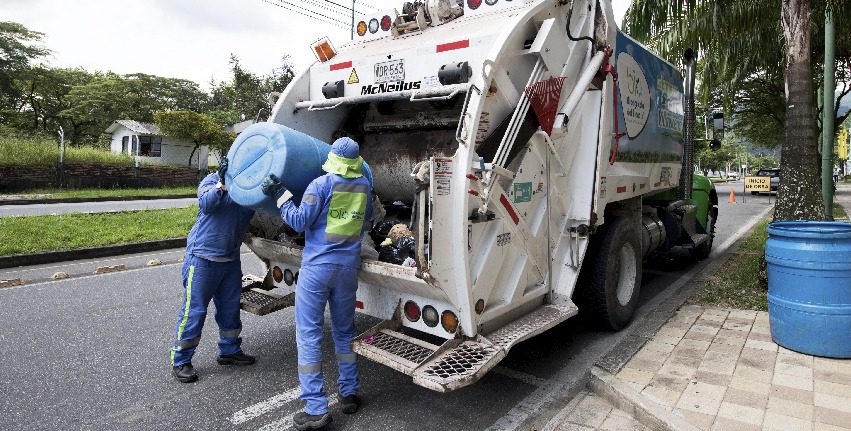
[217,157,229,185]
[261,174,292,207]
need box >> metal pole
[351,0,355,40]
[823,7,835,218]
[58,126,65,189]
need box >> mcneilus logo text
[360,81,422,95]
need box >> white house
[105,120,209,169]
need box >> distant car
[727,172,739,179]
[752,168,780,194]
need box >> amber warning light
[311,37,337,62]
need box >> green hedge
[0,135,134,167]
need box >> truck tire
[575,217,642,330]
[690,195,718,261]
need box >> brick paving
[608,306,851,431]
[544,391,651,431]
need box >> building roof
[104,120,162,135]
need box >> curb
[589,367,700,431]
[0,238,187,269]
[0,194,195,206]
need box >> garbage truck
[232,0,718,392]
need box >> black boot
[172,363,198,383]
[340,394,361,414]
[293,411,332,430]
[217,351,256,366]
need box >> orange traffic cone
[729,189,736,204]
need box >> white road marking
[230,387,302,425]
[487,205,774,431]
[255,394,338,431]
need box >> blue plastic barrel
[225,123,373,213]
[766,221,851,358]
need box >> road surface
[0,186,773,430]
[0,197,197,217]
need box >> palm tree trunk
[775,0,823,220]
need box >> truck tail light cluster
[404,301,458,334]
[467,0,483,9]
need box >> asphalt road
[0,197,197,217]
[0,185,773,431]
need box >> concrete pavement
[0,197,196,217]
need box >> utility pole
[351,0,355,40]
[822,6,835,218]
[57,126,65,189]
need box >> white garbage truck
[238,0,718,392]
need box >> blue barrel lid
[225,123,291,211]
[768,221,851,239]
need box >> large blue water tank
[766,221,851,358]
[225,123,373,213]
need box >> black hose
[565,1,595,44]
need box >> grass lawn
[0,206,197,256]
[691,218,770,311]
[834,202,848,220]
[1,186,197,200]
[0,135,134,167]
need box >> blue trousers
[170,255,243,367]
[296,264,359,415]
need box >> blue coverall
[281,162,373,416]
[170,173,255,367]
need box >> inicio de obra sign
[744,176,771,192]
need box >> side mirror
[709,139,721,150]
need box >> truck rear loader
[232,0,718,393]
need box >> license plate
[374,59,405,83]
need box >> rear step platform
[240,288,294,316]
[352,302,578,392]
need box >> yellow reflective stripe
[171,265,195,365]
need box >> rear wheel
[691,198,718,261]
[575,217,642,330]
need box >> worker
[261,137,373,430]
[170,158,257,383]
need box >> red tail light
[467,0,482,9]
[404,301,421,321]
[380,15,392,31]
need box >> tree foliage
[623,0,851,220]
[154,111,235,166]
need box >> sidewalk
[547,306,851,431]
[836,182,851,220]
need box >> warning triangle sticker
[347,68,359,84]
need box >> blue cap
[331,137,360,159]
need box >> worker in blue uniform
[170,158,257,383]
[261,138,373,430]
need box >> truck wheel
[690,200,718,261]
[575,217,642,330]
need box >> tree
[624,0,851,220]
[0,22,49,124]
[209,55,294,122]
[154,111,235,166]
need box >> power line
[300,0,366,19]
[355,0,380,10]
[273,0,351,25]
[322,0,370,16]
[260,0,349,29]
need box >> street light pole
[822,7,835,218]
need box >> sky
[0,0,631,89]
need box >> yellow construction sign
[838,125,849,161]
[744,176,771,192]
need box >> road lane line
[255,394,338,431]
[486,204,774,431]
[231,387,302,425]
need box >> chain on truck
[237,0,718,392]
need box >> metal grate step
[413,339,503,392]
[240,288,294,316]
[353,326,439,375]
[485,302,579,350]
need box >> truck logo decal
[360,80,422,95]
[616,53,650,139]
[348,68,360,84]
